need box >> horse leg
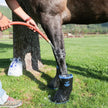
[40,13,67,88]
[40,13,73,103]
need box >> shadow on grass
[0,43,13,49]
[0,43,13,53]
[23,70,56,98]
[42,59,108,81]
[1,58,108,84]
[0,43,12,68]
[24,70,52,90]
[0,58,55,98]
[0,59,10,69]
[0,59,53,89]
[67,64,108,81]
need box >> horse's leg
[40,13,73,103]
[40,13,67,88]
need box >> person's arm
[5,0,30,21]
[0,12,11,31]
[5,0,38,28]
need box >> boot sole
[0,102,23,108]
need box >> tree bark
[13,0,42,71]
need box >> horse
[29,0,108,103]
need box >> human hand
[0,14,11,31]
[25,17,39,32]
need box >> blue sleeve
[0,81,5,97]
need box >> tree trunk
[13,0,42,71]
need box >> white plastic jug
[8,57,23,76]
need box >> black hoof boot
[48,74,60,89]
[52,74,73,103]
[48,66,60,89]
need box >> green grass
[0,36,108,108]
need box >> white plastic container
[8,57,23,76]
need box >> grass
[0,36,108,108]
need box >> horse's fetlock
[56,49,65,60]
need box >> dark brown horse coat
[30,0,108,24]
[29,0,108,87]
[67,0,108,24]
